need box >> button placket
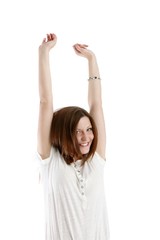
[73,162,86,196]
[79,179,85,195]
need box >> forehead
[77,116,91,128]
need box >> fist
[39,33,57,52]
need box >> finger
[72,45,78,52]
[51,33,56,40]
[73,44,82,49]
[42,38,46,44]
[47,34,51,41]
[79,44,88,48]
[73,44,82,53]
[50,33,54,40]
[72,44,78,50]
[73,43,78,47]
[75,44,88,51]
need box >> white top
[37,147,110,240]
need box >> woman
[37,33,110,240]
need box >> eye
[87,127,93,132]
[76,130,82,135]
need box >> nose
[81,132,88,141]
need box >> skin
[76,116,94,156]
[37,33,106,160]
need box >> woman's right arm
[37,33,57,159]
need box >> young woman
[37,33,110,240]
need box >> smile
[79,142,89,147]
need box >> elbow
[89,98,103,109]
[39,96,53,104]
[40,98,48,104]
[89,103,103,114]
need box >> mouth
[79,142,89,147]
[79,142,91,154]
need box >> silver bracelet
[88,76,101,81]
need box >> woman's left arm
[73,44,106,159]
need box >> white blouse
[37,147,110,240]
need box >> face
[76,116,94,155]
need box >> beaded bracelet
[88,76,101,81]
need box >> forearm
[39,49,53,104]
[88,55,102,108]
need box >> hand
[73,44,95,61]
[39,33,57,52]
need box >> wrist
[39,46,50,55]
[87,53,96,62]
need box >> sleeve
[36,147,53,165]
[90,152,106,173]
[35,147,54,184]
[95,152,106,166]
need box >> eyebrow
[76,125,92,130]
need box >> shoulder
[37,146,60,165]
[95,151,106,162]
[89,152,106,167]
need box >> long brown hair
[50,106,98,165]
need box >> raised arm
[73,44,106,159]
[37,33,57,159]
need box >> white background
[0,0,160,239]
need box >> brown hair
[50,106,98,165]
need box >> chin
[80,148,90,155]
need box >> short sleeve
[94,152,106,166]
[36,147,53,165]
[88,152,106,174]
[35,147,54,184]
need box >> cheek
[90,132,94,140]
[76,135,81,142]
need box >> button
[81,186,84,188]
[81,192,84,195]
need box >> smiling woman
[36,33,110,240]
[75,116,94,156]
[50,106,98,165]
